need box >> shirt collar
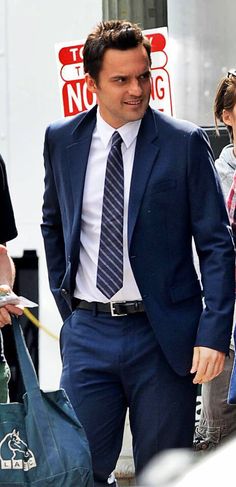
[96,109,141,149]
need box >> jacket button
[61,288,68,295]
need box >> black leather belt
[73,299,145,317]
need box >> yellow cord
[23,308,59,341]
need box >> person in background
[0,154,23,402]
[195,70,236,450]
[41,20,235,487]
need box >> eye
[139,72,151,81]
[114,77,126,83]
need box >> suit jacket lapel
[66,110,96,259]
[128,108,160,248]
[67,136,91,214]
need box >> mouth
[124,99,143,106]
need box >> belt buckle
[110,301,127,317]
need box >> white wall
[0,0,103,390]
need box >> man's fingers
[0,304,23,326]
[192,359,208,384]
[5,304,24,315]
[0,307,12,326]
[190,347,200,374]
[191,346,225,384]
[199,357,225,384]
[196,361,215,384]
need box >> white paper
[0,290,38,308]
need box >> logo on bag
[0,429,36,470]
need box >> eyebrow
[110,69,151,80]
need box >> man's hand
[0,284,23,327]
[0,246,23,325]
[190,346,225,384]
[0,304,23,327]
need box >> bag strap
[12,316,64,475]
[12,316,39,393]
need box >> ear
[222,109,233,127]
[85,74,98,94]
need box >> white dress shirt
[74,110,142,302]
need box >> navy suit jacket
[41,106,235,375]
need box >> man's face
[86,44,151,128]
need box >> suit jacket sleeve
[188,127,235,352]
[41,126,71,321]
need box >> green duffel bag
[0,317,93,487]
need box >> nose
[128,78,142,96]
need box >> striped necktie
[96,131,124,299]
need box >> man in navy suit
[41,20,235,487]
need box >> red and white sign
[55,27,173,118]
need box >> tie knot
[111,131,122,147]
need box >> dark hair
[83,20,151,83]
[214,74,236,142]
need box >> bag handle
[11,316,65,475]
[12,315,39,393]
